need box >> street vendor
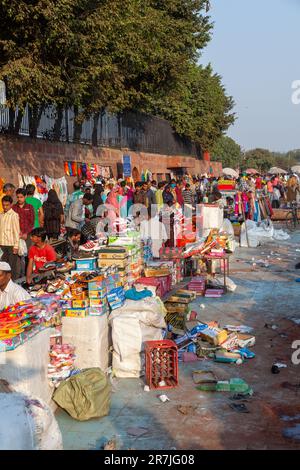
[26,228,57,284]
[0,262,31,310]
[65,228,81,260]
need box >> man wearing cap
[0,262,31,310]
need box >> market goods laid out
[0,226,238,420]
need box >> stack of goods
[87,276,110,316]
[164,290,196,333]
[158,247,184,285]
[217,179,236,191]
[108,231,144,287]
[98,246,130,289]
[61,271,115,317]
[0,296,62,351]
[187,276,206,296]
[205,288,224,298]
[135,277,166,298]
[48,344,77,387]
[107,287,126,310]
[142,238,153,263]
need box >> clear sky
[200,0,300,152]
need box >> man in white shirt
[0,262,31,311]
[140,214,168,258]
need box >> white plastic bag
[18,239,28,257]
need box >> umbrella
[222,168,239,178]
[246,168,259,175]
[269,167,287,175]
[291,165,300,174]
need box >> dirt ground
[56,229,300,450]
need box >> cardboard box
[89,298,107,307]
[199,327,228,346]
[72,299,90,309]
[88,290,107,300]
[98,258,129,268]
[88,306,109,316]
[63,308,89,318]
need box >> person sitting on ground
[25,184,43,228]
[0,261,31,310]
[26,228,57,284]
[64,228,81,261]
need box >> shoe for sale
[79,240,100,252]
[56,262,75,273]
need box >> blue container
[75,257,97,271]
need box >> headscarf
[92,184,104,215]
[43,189,62,219]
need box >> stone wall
[0,135,222,189]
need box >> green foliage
[0,0,234,149]
[211,136,242,168]
[243,148,275,172]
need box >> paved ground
[56,229,300,450]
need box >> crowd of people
[0,171,299,287]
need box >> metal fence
[0,104,201,158]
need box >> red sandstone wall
[0,136,222,189]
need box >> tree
[0,1,211,111]
[0,0,235,148]
[211,136,242,168]
[150,64,235,151]
[243,148,275,173]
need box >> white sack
[109,298,166,378]
[62,314,109,372]
[0,392,63,450]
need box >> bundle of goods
[106,232,144,288]
[98,246,129,289]
[183,229,229,259]
[164,290,196,333]
[217,179,236,191]
[145,260,179,287]
[159,246,184,260]
[0,296,62,351]
[109,298,166,378]
[48,343,77,387]
[135,277,167,298]
[142,238,153,263]
[61,272,113,317]
[204,288,224,298]
[187,276,206,296]
[107,287,126,310]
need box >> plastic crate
[145,340,178,390]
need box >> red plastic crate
[145,340,178,390]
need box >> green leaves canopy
[211,136,242,168]
[0,0,234,149]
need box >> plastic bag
[18,239,28,257]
